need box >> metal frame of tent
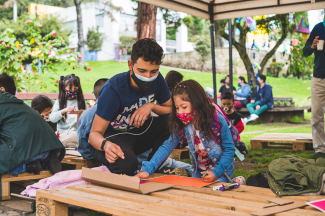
[136,0,325,102]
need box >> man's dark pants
[90,114,170,175]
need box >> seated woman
[0,73,64,175]
[233,76,251,110]
[242,75,274,125]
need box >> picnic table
[35,174,324,216]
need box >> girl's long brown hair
[168,80,216,140]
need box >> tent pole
[209,3,217,103]
[228,18,233,93]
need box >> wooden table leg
[1,181,10,200]
[36,196,68,216]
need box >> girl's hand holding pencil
[201,171,216,182]
[135,171,149,179]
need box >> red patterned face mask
[176,110,197,125]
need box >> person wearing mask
[242,75,273,125]
[303,20,325,157]
[88,39,174,176]
[233,76,251,109]
[218,75,236,98]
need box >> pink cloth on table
[21,166,110,198]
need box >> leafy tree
[0,15,90,92]
[218,12,307,83]
[194,27,211,72]
[290,37,314,79]
[86,26,105,51]
[0,14,71,45]
[183,15,205,42]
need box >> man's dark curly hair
[131,38,164,65]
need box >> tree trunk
[259,14,288,75]
[137,2,157,40]
[214,20,224,47]
[74,0,85,64]
[62,0,68,7]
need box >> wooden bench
[237,106,310,123]
[1,171,52,201]
[250,133,313,152]
[35,176,325,215]
[62,155,101,170]
[16,93,96,100]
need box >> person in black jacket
[242,75,273,125]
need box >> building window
[96,14,104,28]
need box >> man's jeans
[311,77,325,153]
[247,101,268,116]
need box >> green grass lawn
[39,60,311,106]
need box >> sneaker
[159,167,188,177]
[313,152,325,158]
[250,114,259,121]
[26,160,42,174]
[242,118,248,125]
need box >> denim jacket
[141,113,235,179]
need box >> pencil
[202,170,209,179]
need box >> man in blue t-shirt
[303,20,325,157]
[88,39,173,175]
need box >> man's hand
[104,141,125,163]
[201,171,216,183]
[256,105,260,111]
[130,103,153,128]
[251,100,255,104]
[311,36,319,49]
[135,171,149,179]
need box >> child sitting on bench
[50,74,87,134]
[136,80,235,182]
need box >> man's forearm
[89,131,106,151]
[152,104,172,115]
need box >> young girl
[49,74,87,133]
[136,80,235,183]
[31,95,53,120]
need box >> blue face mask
[238,83,241,87]
[323,20,325,28]
[134,71,159,82]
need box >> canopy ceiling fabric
[136,0,325,20]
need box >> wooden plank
[16,93,95,100]
[36,197,68,216]
[268,198,294,206]
[1,182,10,200]
[36,187,193,216]
[251,202,307,216]
[68,184,246,216]
[152,189,319,216]
[2,171,52,182]
[214,0,277,13]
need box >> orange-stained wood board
[147,175,215,188]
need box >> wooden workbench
[35,177,325,216]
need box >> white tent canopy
[136,0,325,20]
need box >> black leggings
[90,114,170,176]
